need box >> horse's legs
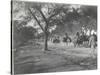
[75,43,79,48]
[66,42,68,47]
[73,42,76,47]
[87,41,90,47]
[67,42,71,47]
[90,45,96,58]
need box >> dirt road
[14,42,97,74]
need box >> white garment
[91,30,97,35]
[86,29,91,36]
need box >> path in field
[14,42,97,74]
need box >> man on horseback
[73,26,90,47]
[63,33,72,46]
[89,33,97,48]
[52,35,60,43]
[73,32,83,47]
[88,32,97,58]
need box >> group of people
[74,26,97,48]
[50,26,97,49]
[73,31,97,48]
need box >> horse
[73,31,90,47]
[52,36,60,43]
[89,34,97,48]
[80,34,90,46]
[88,34,97,57]
[63,34,72,46]
[73,32,82,47]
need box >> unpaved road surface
[13,42,97,74]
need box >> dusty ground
[13,41,97,74]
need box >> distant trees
[75,5,97,29]
[19,26,37,40]
[13,20,37,48]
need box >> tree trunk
[44,22,49,51]
[44,32,48,51]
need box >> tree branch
[48,5,64,20]
[38,9,48,24]
[28,8,45,32]
[37,8,49,34]
[48,11,59,20]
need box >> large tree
[24,2,70,51]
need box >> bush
[12,22,37,49]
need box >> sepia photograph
[11,0,97,74]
